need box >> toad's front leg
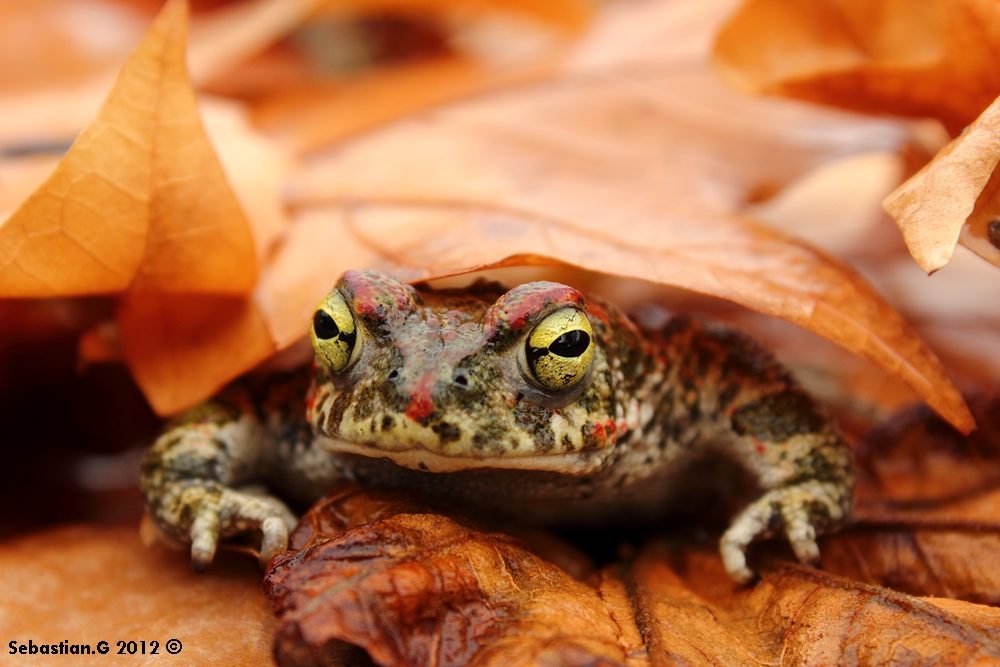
[719,397,853,584]
[140,401,297,571]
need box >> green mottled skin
[140,270,853,582]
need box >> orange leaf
[822,394,1000,605]
[0,525,275,666]
[272,0,972,432]
[0,0,145,97]
[266,484,1000,666]
[265,486,637,667]
[251,55,548,155]
[0,0,257,298]
[640,550,1000,666]
[884,95,1000,272]
[0,0,320,148]
[311,0,592,31]
[712,0,1000,136]
[0,0,302,415]
[116,292,275,415]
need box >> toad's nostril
[387,369,399,380]
[454,374,469,387]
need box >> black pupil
[548,329,590,357]
[313,310,340,340]
[989,219,1000,249]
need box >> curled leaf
[265,485,627,667]
[0,0,257,297]
[642,550,1000,666]
[822,393,1000,604]
[278,0,972,432]
[0,0,299,415]
[884,95,1000,272]
[713,0,1000,136]
[116,293,276,415]
[267,483,1000,666]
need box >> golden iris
[525,308,594,390]
[310,291,358,372]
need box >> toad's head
[306,270,630,474]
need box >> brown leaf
[0,0,257,297]
[639,549,1000,666]
[116,292,276,415]
[884,96,1000,272]
[0,0,144,97]
[820,393,1000,605]
[712,0,1000,136]
[0,524,275,666]
[308,0,593,32]
[275,0,972,432]
[251,55,548,155]
[186,0,323,86]
[267,484,1000,667]
[0,1,303,415]
[265,485,627,667]
[0,0,320,148]
[854,393,1000,505]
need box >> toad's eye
[525,308,595,391]
[310,291,359,372]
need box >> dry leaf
[186,0,322,86]
[0,0,303,414]
[2,0,973,430]
[0,525,275,666]
[116,292,276,415]
[251,55,547,155]
[0,0,146,96]
[884,96,1000,272]
[639,550,1000,666]
[823,520,1000,607]
[873,248,1000,387]
[266,483,1000,667]
[712,0,1000,136]
[0,0,257,297]
[820,393,1000,605]
[273,0,972,432]
[69,97,297,411]
[0,0,317,149]
[265,485,627,667]
[248,0,591,154]
[199,98,295,266]
[854,393,1000,505]
[310,0,592,32]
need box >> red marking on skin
[341,270,416,319]
[584,302,612,327]
[616,419,629,436]
[406,395,434,423]
[483,283,586,338]
[405,375,436,423]
[755,441,767,455]
[305,393,317,421]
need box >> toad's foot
[153,481,297,571]
[719,480,850,585]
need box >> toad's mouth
[315,435,607,475]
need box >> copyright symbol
[165,639,182,654]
